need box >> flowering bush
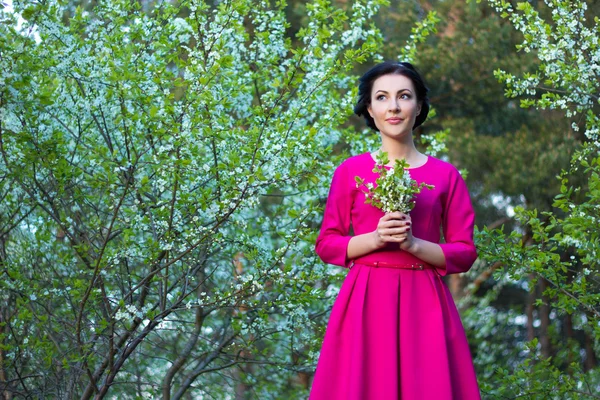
[0,0,389,398]
[471,0,600,397]
[355,151,434,213]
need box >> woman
[309,61,481,400]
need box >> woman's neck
[377,135,422,165]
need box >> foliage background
[0,0,598,399]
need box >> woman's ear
[416,102,422,116]
[367,104,373,118]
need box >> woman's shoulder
[424,155,462,175]
[415,156,466,189]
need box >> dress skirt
[309,263,481,400]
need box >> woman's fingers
[380,220,411,230]
[378,227,410,240]
[390,211,410,219]
[376,213,413,245]
[381,226,410,235]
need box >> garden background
[0,0,599,398]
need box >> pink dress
[309,152,481,400]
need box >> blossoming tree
[474,0,600,397]
[0,0,389,397]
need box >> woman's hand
[349,211,436,263]
[374,212,413,249]
[350,211,443,267]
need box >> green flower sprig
[355,152,434,213]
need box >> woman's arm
[381,165,478,274]
[346,231,381,260]
[397,166,478,274]
[400,236,446,268]
[315,163,354,268]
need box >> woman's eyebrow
[374,89,414,94]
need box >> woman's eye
[376,95,386,100]
[400,93,410,100]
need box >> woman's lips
[386,117,404,124]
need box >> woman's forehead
[372,74,415,93]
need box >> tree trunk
[0,309,12,400]
[539,278,553,358]
[526,273,536,342]
[448,274,465,303]
[0,235,13,400]
[565,313,574,367]
[584,330,598,371]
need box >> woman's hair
[353,61,430,131]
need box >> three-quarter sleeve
[438,167,478,276]
[315,162,354,268]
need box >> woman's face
[367,73,421,140]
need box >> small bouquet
[355,152,434,213]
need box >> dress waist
[353,260,432,270]
[352,250,436,271]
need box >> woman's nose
[388,98,400,112]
